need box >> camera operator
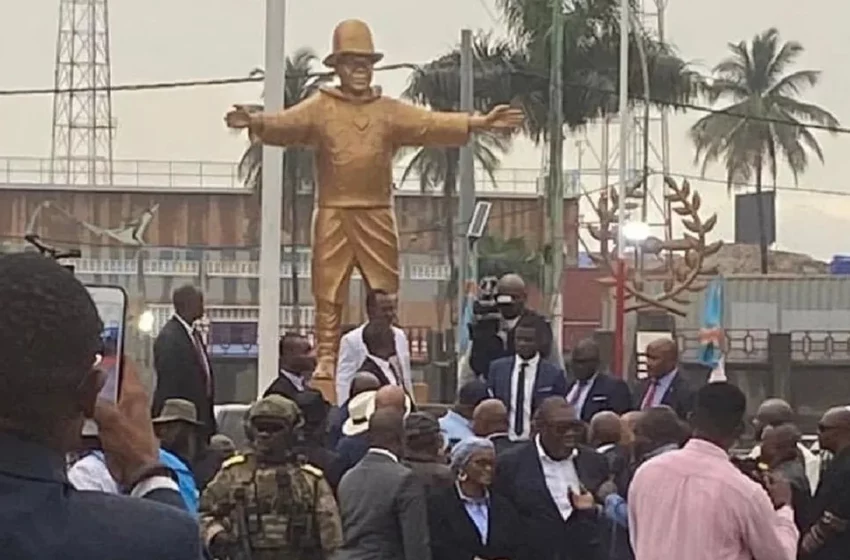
[0,252,202,559]
[465,273,556,381]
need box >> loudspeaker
[735,191,776,245]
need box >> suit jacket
[489,434,522,456]
[262,372,304,401]
[336,324,412,405]
[153,317,216,439]
[487,357,568,433]
[493,441,609,560]
[333,433,370,482]
[635,371,694,420]
[404,454,454,494]
[569,373,633,422]
[427,484,523,560]
[0,432,202,560]
[336,450,429,560]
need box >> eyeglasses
[252,422,287,434]
[818,423,841,433]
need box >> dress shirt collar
[279,368,305,390]
[683,438,729,460]
[515,353,540,368]
[173,312,195,336]
[456,482,490,505]
[596,443,616,454]
[487,431,510,440]
[535,434,578,462]
[578,373,598,387]
[643,442,680,460]
[654,368,678,386]
[367,447,399,463]
[443,409,471,427]
[0,431,67,484]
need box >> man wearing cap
[201,395,342,560]
[404,412,453,493]
[226,18,524,382]
[152,398,204,514]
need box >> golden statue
[226,19,523,381]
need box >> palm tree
[497,0,701,139]
[237,47,328,327]
[399,34,517,327]
[690,28,839,273]
[477,235,544,285]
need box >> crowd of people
[3,252,850,560]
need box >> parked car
[214,403,252,451]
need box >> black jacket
[427,484,523,560]
[635,372,694,420]
[0,432,202,560]
[152,317,216,440]
[570,373,633,422]
[493,441,609,560]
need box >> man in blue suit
[0,253,202,560]
[487,316,568,440]
[567,338,633,422]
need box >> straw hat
[152,398,202,426]
[342,391,377,436]
[341,389,413,436]
[323,19,384,67]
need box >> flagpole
[613,0,630,378]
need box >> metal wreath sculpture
[587,176,723,316]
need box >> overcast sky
[1,0,848,259]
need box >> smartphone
[83,285,128,436]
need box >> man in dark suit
[567,338,633,422]
[496,273,555,361]
[153,285,215,440]
[263,332,316,400]
[358,321,409,393]
[327,371,381,448]
[487,316,568,441]
[636,338,694,420]
[494,397,609,560]
[336,408,430,560]
[472,398,521,456]
[0,253,201,559]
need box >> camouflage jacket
[200,452,342,560]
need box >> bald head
[589,411,622,447]
[754,398,794,440]
[375,385,407,413]
[350,371,381,400]
[761,423,801,466]
[620,410,643,445]
[571,338,601,381]
[818,406,850,454]
[645,338,678,379]
[368,407,405,454]
[497,273,526,295]
[472,398,509,437]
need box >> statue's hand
[225,105,254,129]
[483,105,524,131]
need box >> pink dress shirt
[628,439,799,560]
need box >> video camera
[471,276,502,326]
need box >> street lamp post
[614,0,630,378]
[614,221,649,379]
[257,0,286,397]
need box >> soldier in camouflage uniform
[200,395,343,560]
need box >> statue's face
[335,54,374,95]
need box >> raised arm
[225,94,320,147]
[389,99,523,148]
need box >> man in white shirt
[336,289,411,404]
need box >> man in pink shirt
[628,382,799,560]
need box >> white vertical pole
[617,0,630,256]
[455,29,474,357]
[257,0,286,397]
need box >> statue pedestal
[310,378,430,406]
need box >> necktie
[568,380,586,405]
[514,362,528,437]
[191,330,212,395]
[641,379,659,410]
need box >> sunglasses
[252,422,287,434]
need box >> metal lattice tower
[50,0,115,186]
[576,0,672,246]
